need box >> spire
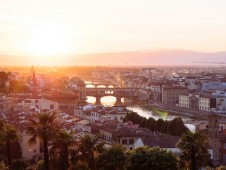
[31,66,37,86]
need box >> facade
[178,94,189,108]
[179,93,224,112]
[20,130,41,160]
[208,114,220,165]
[162,86,187,104]
[18,98,59,111]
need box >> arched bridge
[85,82,116,88]
[86,87,138,105]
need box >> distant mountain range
[1,49,226,66]
[71,49,226,65]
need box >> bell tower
[208,114,220,165]
[31,66,37,86]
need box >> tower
[31,66,37,86]
[208,114,220,165]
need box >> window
[50,104,54,110]
[129,139,134,145]
[122,139,127,145]
[24,100,31,103]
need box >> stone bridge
[85,82,117,88]
[86,87,138,105]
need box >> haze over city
[2,1,226,169]
[1,0,226,65]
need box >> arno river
[85,84,195,132]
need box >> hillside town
[1,66,226,169]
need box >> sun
[24,27,71,56]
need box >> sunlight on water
[85,81,194,131]
[86,84,95,88]
[97,85,106,88]
[86,96,96,103]
[86,96,194,131]
[101,96,116,106]
[86,96,117,106]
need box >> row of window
[121,138,134,145]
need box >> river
[86,94,196,132]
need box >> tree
[127,146,177,170]
[0,122,19,169]
[11,158,28,170]
[77,135,104,169]
[0,161,9,170]
[176,131,211,170]
[0,71,8,88]
[50,130,75,170]
[168,117,188,136]
[9,80,29,93]
[27,112,58,170]
[124,112,188,136]
[96,144,129,170]
[0,120,5,143]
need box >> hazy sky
[1,0,226,58]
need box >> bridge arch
[86,87,138,105]
[86,95,123,106]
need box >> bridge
[86,87,138,105]
[85,82,117,88]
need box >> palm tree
[176,131,210,170]
[27,112,58,170]
[51,130,75,170]
[78,135,105,169]
[0,122,19,169]
[0,120,5,142]
[96,144,129,170]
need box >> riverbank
[132,102,209,121]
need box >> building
[162,86,187,104]
[20,130,41,160]
[179,93,224,112]
[18,98,59,111]
[208,114,220,165]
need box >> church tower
[208,114,220,165]
[31,66,37,86]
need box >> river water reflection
[86,96,195,132]
[85,81,195,132]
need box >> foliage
[36,160,45,170]
[0,161,9,170]
[96,144,129,170]
[216,166,226,170]
[176,131,211,170]
[50,130,75,170]
[11,158,28,170]
[77,135,105,170]
[73,161,89,170]
[9,79,29,93]
[124,112,188,136]
[27,112,58,170]
[127,146,177,170]
[0,72,8,88]
[0,122,19,168]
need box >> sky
[1,0,226,65]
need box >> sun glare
[24,27,71,56]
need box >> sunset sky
[1,0,226,65]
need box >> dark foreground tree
[50,130,75,170]
[127,146,177,170]
[27,112,58,170]
[96,144,129,170]
[77,135,105,169]
[176,131,211,170]
[0,122,19,169]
